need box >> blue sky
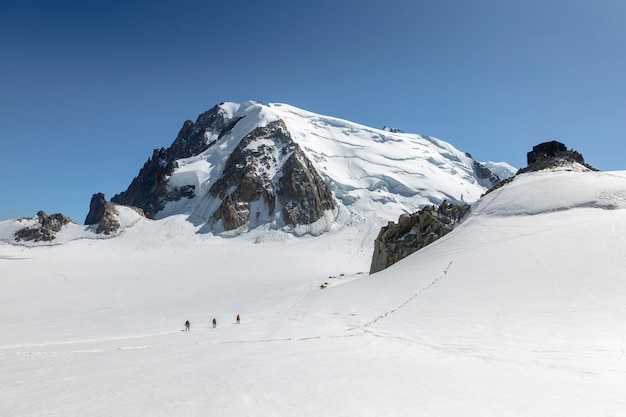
[2,0,625,222]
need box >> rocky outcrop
[209,119,336,231]
[14,211,72,242]
[111,104,243,218]
[279,145,336,226]
[482,176,516,197]
[85,193,108,225]
[110,147,177,219]
[382,126,405,133]
[370,201,470,274]
[84,193,125,234]
[472,160,501,187]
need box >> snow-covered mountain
[2,101,516,245]
[2,166,626,416]
[1,101,518,249]
[110,101,514,236]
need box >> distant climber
[185,320,190,331]
[212,318,217,328]
[236,314,240,324]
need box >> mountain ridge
[1,101,516,244]
[109,101,514,236]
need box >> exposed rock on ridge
[209,119,336,231]
[111,104,242,218]
[472,159,502,187]
[14,211,72,242]
[370,201,470,274]
[85,193,145,234]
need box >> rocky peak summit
[111,104,240,218]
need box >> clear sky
[1,0,625,223]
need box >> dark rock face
[370,201,470,274]
[472,160,501,187]
[463,152,502,189]
[209,119,336,231]
[112,104,243,218]
[84,192,107,225]
[279,146,336,227]
[110,147,177,219]
[84,193,131,235]
[14,211,72,242]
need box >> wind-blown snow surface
[2,169,626,416]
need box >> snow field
[2,170,626,416]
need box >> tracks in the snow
[0,331,365,357]
[1,263,453,357]
[361,261,453,328]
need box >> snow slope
[2,169,626,416]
